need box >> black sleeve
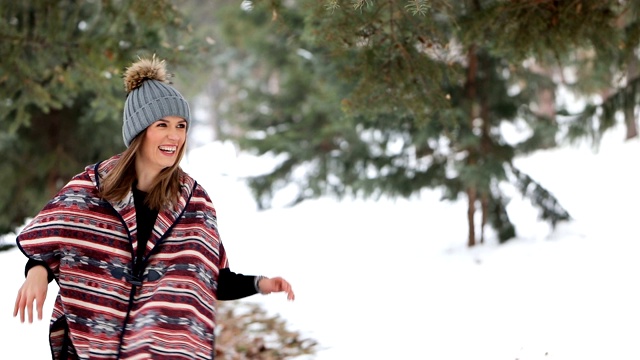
[217,268,259,301]
[24,259,55,283]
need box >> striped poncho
[17,155,228,359]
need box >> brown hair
[100,130,186,211]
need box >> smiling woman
[12,56,295,360]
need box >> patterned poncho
[17,155,228,359]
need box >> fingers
[20,302,26,323]
[27,298,34,323]
[16,266,49,323]
[13,287,31,323]
[36,293,45,321]
[271,277,295,301]
[13,281,46,323]
[279,279,294,301]
[13,290,23,321]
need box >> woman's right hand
[13,265,49,323]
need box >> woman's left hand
[258,277,295,301]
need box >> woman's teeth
[159,146,176,153]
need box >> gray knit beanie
[122,56,191,147]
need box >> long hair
[100,130,186,211]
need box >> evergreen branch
[510,166,571,228]
[563,76,640,147]
[487,187,516,243]
[325,0,340,13]
[405,0,431,16]
[353,0,374,11]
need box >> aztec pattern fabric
[16,154,228,360]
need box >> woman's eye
[157,123,167,127]
[177,124,186,129]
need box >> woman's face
[138,116,187,173]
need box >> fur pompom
[123,55,169,93]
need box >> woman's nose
[167,129,181,141]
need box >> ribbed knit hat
[122,56,191,147]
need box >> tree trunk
[480,193,488,245]
[465,42,479,248]
[624,53,638,140]
[479,82,491,245]
[467,187,477,247]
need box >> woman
[13,56,294,359]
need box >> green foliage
[511,167,571,228]
[208,0,580,246]
[563,75,640,145]
[304,0,457,120]
[0,100,122,236]
[460,1,622,63]
[204,2,546,246]
[405,0,432,16]
[0,0,212,237]
[561,1,640,143]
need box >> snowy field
[2,126,639,359]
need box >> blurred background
[1,1,639,359]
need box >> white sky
[2,126,639,359]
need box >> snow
[2,127,639,359]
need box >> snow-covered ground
[2,127,639,359]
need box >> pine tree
[208,0,609,246]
